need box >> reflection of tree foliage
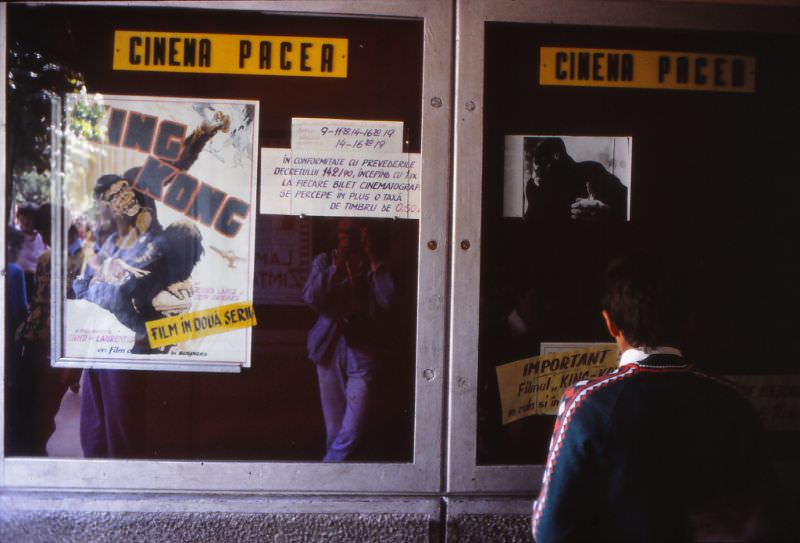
[67,89,105,143]
[11,171,51,208]
[7,40,84,213]
[64,89,107,215]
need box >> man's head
[360,220,391,263]
[337,218,361,253]
[532,138,568,182]
[8,226,24,262]
[601,252,688,350]
[16,203,37,232]
[34,203,52,244]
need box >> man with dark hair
[601,252,688,349]
[525,137,627,223]
[531,252,787,542]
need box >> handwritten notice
[260,148,421,219]
[496,344,618,424]
[292,118,404,153]
[726,375,800,432]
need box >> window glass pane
[478,22,800,465]
[6,3,422,462]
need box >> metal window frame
[447,0,800,494]
[0,0,452,495]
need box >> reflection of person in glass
[15,203,47,302]
[524,137,627,223]
[10,204,81,455]
[304,219,394,461]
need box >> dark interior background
[6,3,422,462]
[478,22,800,465]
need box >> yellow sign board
[496,344,618,424]
[540,47,755,93]
[146,302,257,348]
[114,31,348,77]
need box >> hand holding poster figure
[570,185,612,221]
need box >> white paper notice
[260,148,421,219]
[292,118,404,153]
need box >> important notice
[146,302,257,348]
[496,344,618,423]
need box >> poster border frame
[51,94,260,373]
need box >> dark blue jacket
[533,354,784,542]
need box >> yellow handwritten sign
[540,47,755,93]
[114,31,348,77]
[145,302,257,348]
[496,344,618,424]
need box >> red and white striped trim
[531,365,638,537]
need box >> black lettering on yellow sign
[128,36,212,67]
[114,31,348,78]
[146,302,257,348]
[236,40,332,72]
[495,344,619,422]
[541,47,755,93]
[223,305,255,326]
[554,52,634,82]
[521,349,614,376]
[657,55,747,88]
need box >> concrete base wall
[0,492,535,542]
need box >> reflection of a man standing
[303,219,395,461]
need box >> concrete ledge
[446,513,531,543]
[0,510,434,543]
[0,492,440,543]
[445,497,533,543]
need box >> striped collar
[619,346,686,368]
